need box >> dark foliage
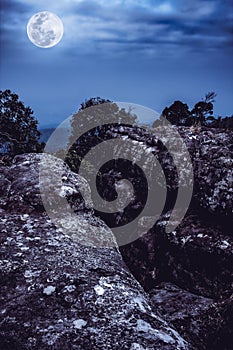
[158,92,232,129]
[0,89,43,156]
[159,100,192,126]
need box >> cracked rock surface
[1,122,232,350]
[150,282,233,350]
[0,154,189,350]
[86,125,232,349]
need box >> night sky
[0,0,232,127]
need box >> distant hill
[39,127,71,152]
[39,128,56,143]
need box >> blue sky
[0,0,232,126]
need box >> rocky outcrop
[150,282,233,350]
[120,210,233,299]
[80,125,232,349]
[92,125,232,295]
[149,282,213,349]
[101,125,233,218]
[0,153,93,215]
[180,127,233,218]
[155,212,233,299]
[1,123,232,349]
[0,154,189,350]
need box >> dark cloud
[0,0,31,16]
[78,0,232,55]
[1,0,232,55]
[0,0,232,125]
[0,0,21,12]
[124,1,233,52]
[0,0,32,34]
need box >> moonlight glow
[27,11,64,48]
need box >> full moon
[27,11,64,48]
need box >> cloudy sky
[0,0,232,126]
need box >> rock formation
[0,124,232,349]
[150,282,233,350]
[0,154,189,350]
[71,124,232,349]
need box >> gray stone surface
[106,125,233,217]
[0,154,189,350]
[149,282,213,349]
[180,127,233,217]
[93,125,232,349]
[150,282,233,350]
[155,212,233,299]
[93,126,233,298]
[1,122,232,350]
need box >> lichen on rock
[0,153,189,349]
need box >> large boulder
[0,154,189,350]
[0,153,93,215]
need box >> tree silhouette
[158,92,220,128]
[0,89,42,155]
[159,100,192,126]
[191,92,217,126]
[205,91,217,104]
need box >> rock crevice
[0,154,189,350]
